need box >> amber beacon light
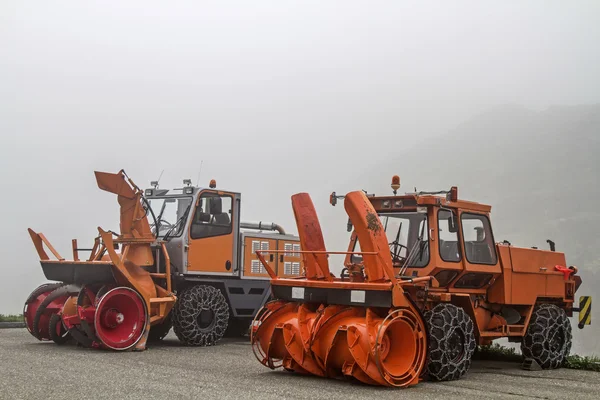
[391,175,401,195]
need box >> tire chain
[172,285,229,346]
[424,303,476,381]
[521,304,572,369]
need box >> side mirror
[330,192,337,206]
[448,213,458,233]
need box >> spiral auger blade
[23,283,63,340]
[23,283,77,341]
[251,301,327,375]
[279,303,326,376]
[251,300,298,369]
[309,306,428,387]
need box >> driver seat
[209,196,230,225]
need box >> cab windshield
[379,212,429,268]
[351,211,429,268]
[147,197,193,237]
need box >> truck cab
[143,179,304,340]
[340,177,581,343]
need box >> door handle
[269,254,274,262]
[539,267,547,272]
[280,255,284,262]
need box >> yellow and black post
[578,296,592,329]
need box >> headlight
[184,187,194,194]
[144,189,153,196]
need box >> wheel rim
[94,287,147,350]
[447,328,466,362]
[198,309,216,331]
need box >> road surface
[0,328,597,400]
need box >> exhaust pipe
[240,221,286,235]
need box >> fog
[1,2,599,352]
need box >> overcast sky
[1,1,599,313]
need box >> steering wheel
[150,219,173,234]
[158,219,173,228]
[389,241,408,264]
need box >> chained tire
[172,285,230,346]
[424,303,476,381]
[521,303,572,369]
[48,314,71,344]
[148,316,173,342]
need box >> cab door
[186,190,236,275]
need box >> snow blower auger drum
[23,170,176,351]
[250,191,433,387]
[23,282,80,343]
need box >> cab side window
[461,213,497,265]
[438,209,461,262]
[190,193,232,239]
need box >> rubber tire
[521,304,572,369]
[425,303,476,381]
[148,316,173,342]
[48,314,70,345]
[172,285,230,346]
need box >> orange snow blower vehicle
[24,170,302,350]
[251,176,590,387]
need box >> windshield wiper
[390,221,403,261]
[152,202,168,235]
[163,203,192,241]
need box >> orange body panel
[187,231,234,273]
[242,236,278,278]
[242,236,304,278]
[509,246,567,274]
[276,239,304,278]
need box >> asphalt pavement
[0,328,597,400]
